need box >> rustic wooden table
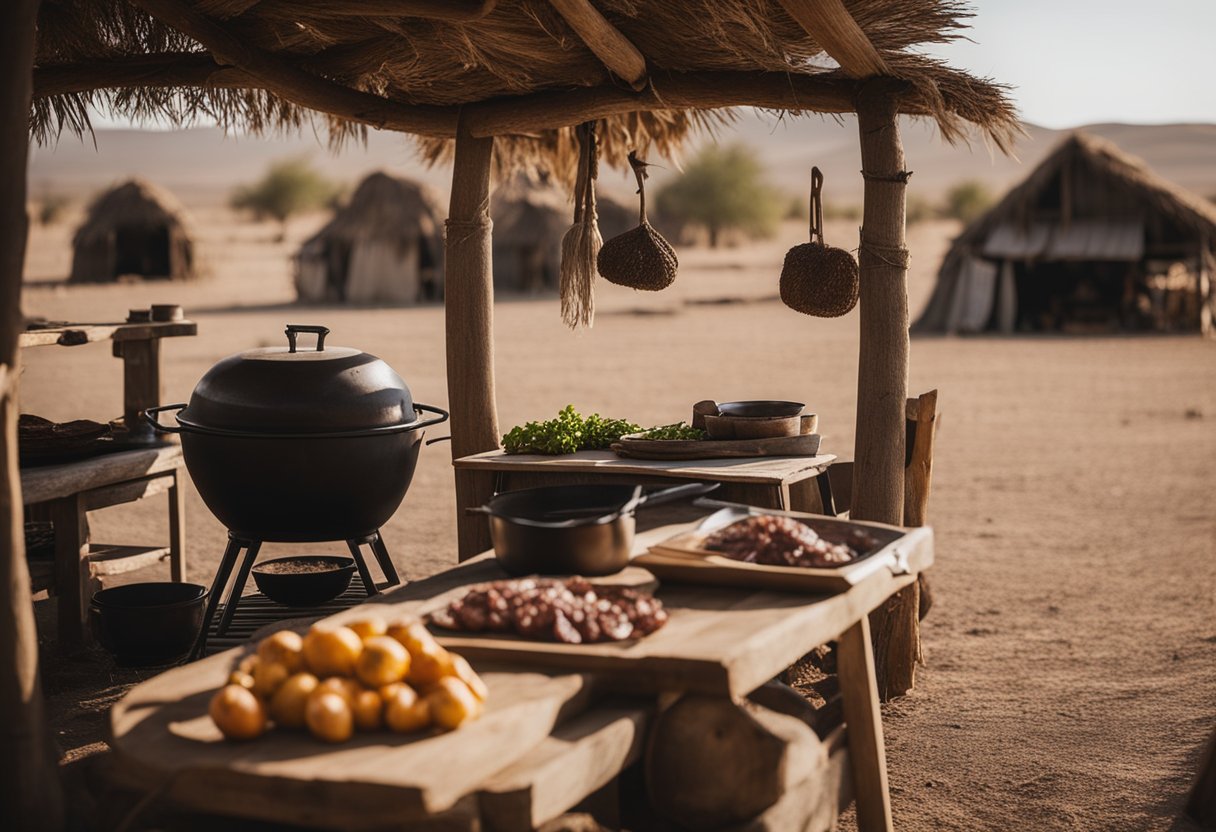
[109,513,929,832]
[452,449,838,560]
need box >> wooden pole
[852,78,918,701]
[0,0,65,827]
[445,115,500,560]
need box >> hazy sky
[91,1,1214,130]
[920,0,1216,126]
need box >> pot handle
[413,403,450,431]
[285,324,329,353]
[143,403,187,433]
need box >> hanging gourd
[559,121,602,328]
[780,166,859,317]
[597,151,677,291]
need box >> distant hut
[491,171,568,293]
[916,133,1216,335]
[296,172,445,304]
[70,179,197,282]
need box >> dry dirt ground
[19,208,1216,831]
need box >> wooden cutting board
[612,432,822,460]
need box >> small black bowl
[716,400,805,418]
[251,556,356,607]
[90,582,208,667]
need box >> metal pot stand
[192,530,400,658]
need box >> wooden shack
[5,1,1019,828]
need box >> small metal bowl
[252,556,356,607]
[716,400,805,418]
[90,582,208,666]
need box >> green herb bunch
[502,405,640,455]
[637,422,706,441]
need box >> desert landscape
[19,140,1216,827]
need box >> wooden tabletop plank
[110,659,595,829]
[19,319,197,348]
[453,449,837,486]
[20,444,183,505]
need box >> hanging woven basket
[597,151,678,291]
[780,167,859,317]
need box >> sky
[90,0,1216,131]
[919,0,1216,127]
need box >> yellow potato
[425,677,480,731]
[387,618,435,656]
[228,670,255,690]
[257,630,305,673]
[446,654,488,702]
[251,660,291,700]
[356,636,411,688]
[385,685,431,733]
[312,676,361,707]
[303,625,363,677]
[210,684,268,741]
[351,688,384,732]
[237,653,260,676]
[379,681,408,703]
[269,672,319,730]
[346,616,388,641]
[306,691,354,743]
[407,642,454,687]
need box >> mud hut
[296,172,445,304]
[916,133,1216,335]
[69,178,197,282]
[490,171,568,293]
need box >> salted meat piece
[703,515,862,568]
[429,577,667,644]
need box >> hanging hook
[809,166,825,245]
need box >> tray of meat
[428,577,669,645]
[634,504,933,593]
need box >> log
[445,117,500,561]
[252,0,498,21]
[775,0,889,78]
[643,694,829,828]
[0,0,65,826]
[851,78,916,702]
[905,390,938,621]
[548,0,648,90]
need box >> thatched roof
[943,132,1216,259]
[491,170,569,248]
[31,0,1019,180]
[73,177,194,242]
[303,171,444,247]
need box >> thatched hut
[296,172,445,304]
[916,133,1216,335]
[69,178,197,282]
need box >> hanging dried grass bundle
[559,122,602,329]
[780,167,859,317]
[597,151,678,292]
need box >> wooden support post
[837,617,894,832]
[445,117,500,561]
[168,474,186,582]
[48,496,92,648]
[114,338,162,443]
[0,0,66,826]
[852,78,918,701]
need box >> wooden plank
[48,495,91,646]
[18,320,197,348]
[79,471,174,511]
[168,476,186,582]
[612,433,821,460]
[86,544,170,577]
[110,661,595,829]
[836,616,893,832]
[775,0,889,78]
[477,704,649,832]
[455,449,836,486]
[548,0,647,90]
[20,444,183,505]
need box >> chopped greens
[637,422,706,441]
[502,406,640,455]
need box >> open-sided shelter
[296,171,445,304]
[6,2,1022,824]
[69,178,198,283]
[916,132,1216,335]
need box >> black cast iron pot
[90,582,208,666]
[146,325,448,542]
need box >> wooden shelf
[19,319,197,348]
[86,543,170,577]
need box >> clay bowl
[703,413,802,440]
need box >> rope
[860,169,914,183]
[858,232,911,269]
[444,216,492,247]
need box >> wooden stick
[251,0,497,21]
[775,0,889,78]
[445,116,500,561]
[547,0,648,90]
[837,617,894,832]
[34,52,254,98]
[126,0,457,137]
[0,0,65,826]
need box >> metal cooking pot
[471,482,719,576]
[146,324,448,542]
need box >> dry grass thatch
[70,177,198,282]
[306,171,445,245]
[31,0,1019,180]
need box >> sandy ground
[19,209,1216,831]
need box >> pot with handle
[470,481,719,576]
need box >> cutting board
[612,432,821,460]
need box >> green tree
[36,192,69,226]
[230,158,337,241]
[655,145,782,247]
[942,180,994,223]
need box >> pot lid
[180,325,417,434]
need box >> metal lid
[179,325,417,434]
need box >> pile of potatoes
[208,614,487,743]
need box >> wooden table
[109,513,930,831]
[453,449,838,559]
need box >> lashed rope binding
[559,121,601,329]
